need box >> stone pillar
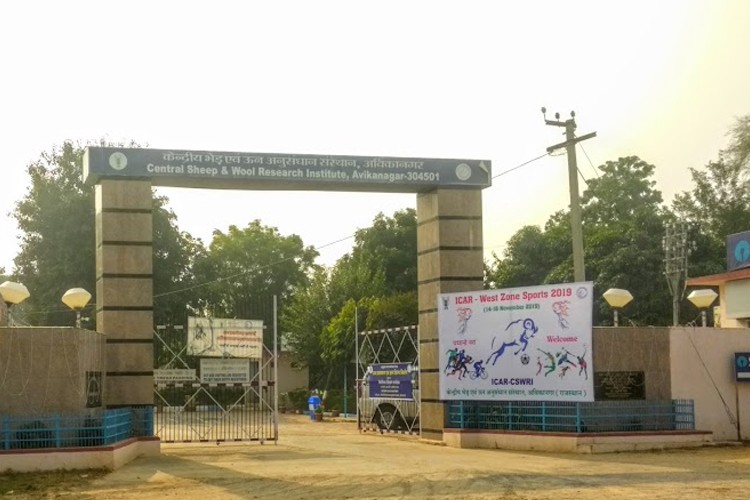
[417,189,484,441]
[95,179,154,407]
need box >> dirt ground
[38,414,750,499]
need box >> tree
[151,201,207,327]
[671,117,750,278]
[724,114,750,174]
[12,141,203,327]
[345,208,417,294]
[580,156,671,326]
[672,159,750,277]
[485,225,562,289]
[280,267,333,387]
[191,220,319,341]
[281,208,418,388]
[487,156,672,326]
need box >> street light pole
[603,288,634,327]
[0,281,31,326]
[62,288,92,328]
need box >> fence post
[54,415,62,448]
[541,401,547,432]
[1,416,9,450]
[145,406,154,436]
[508,402,514,430]
[575,403,582,433]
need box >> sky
[1,1,749,275]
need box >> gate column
[417,188,484,441]
[95,179,154,407]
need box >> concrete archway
[84,147,490,440]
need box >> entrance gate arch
[84,147,490,442]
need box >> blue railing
[446,400,695,433]
[1,407,153,450]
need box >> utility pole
[663,221,694,326]
[542,108,597,283]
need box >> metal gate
[152,317,278,443]
[356,324,420,435]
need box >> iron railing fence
[1,407,153,450]
[447,399,695,433]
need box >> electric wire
[578,142,600,179]
[16,152,557,314]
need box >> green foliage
[346,208,417,294]
[580,156,671,326]
[672,158,750,276]
[486,156,673,325]
[191,220,319,345]
[322,388,355,412]
[193,220,318,316]
[286,388,309,411]
[12,142,96,325]
[363,291,418,330]
[152,198,206,326]
[280,268,332,385]
[321,299,358,367]
[281,209,417,388]
[11,141,204,327]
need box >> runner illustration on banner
[437,282,594,402]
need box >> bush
[287,388,309,411]
[323,388,356,412]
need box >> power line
[578,141,600,178]
[21,153,561,313]
[154,235,356,300]
[163,152,558,300]
[491,153,550,180]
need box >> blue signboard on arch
[82,147,492,193]
[734,353,750,382]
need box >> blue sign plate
[735,352,750,382]
[368,363,414,400]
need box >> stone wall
[0,327,105,416]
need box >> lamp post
[0,281,30,326]
[603,288,633,327]
[62,288,92,328]
[687,289,718,327]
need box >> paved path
[68,414,750,499]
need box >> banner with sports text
[438,282,594,402]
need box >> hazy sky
[1,1,749,275]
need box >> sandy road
[59,413,750,499]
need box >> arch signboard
[83,147,491,192]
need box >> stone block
[419,400,446,436]
[420,371,440,400]
[96,310,153,338]
[105,375,154,407]
[417,218,483,249]
[97,244,153,276]
[96,212,153,245]
[106,343,154,372]
[95,180,152,211]
[417,189,482,218]
[419,342,440,371]
[96,277,153,308]
[417,249,484,281]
